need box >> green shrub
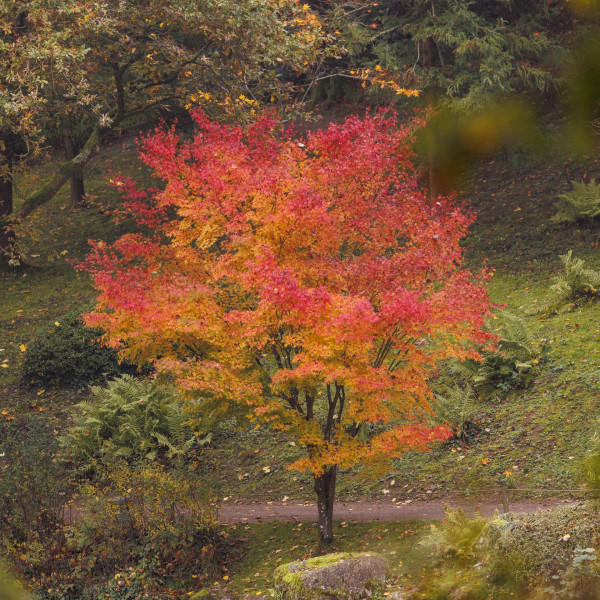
[60,375,208,470]
[421,508,502,600]
[552,250,600,302]
[529,546,600,599]
[450,310,540,400]
[22,460,224,600]
[553,179,600,224]
[579,430,600,508]
[64,460,223,589]
[427,507,489,565]
[486,505,600,590]
[21,309,140,388]
[422,506,600,598]
[0,417,70,568]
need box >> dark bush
[21,309,141,388]
[0,416,71,574]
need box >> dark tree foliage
[312,0,568,110]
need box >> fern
[434,384,477,440]
[450,310,539,401]
[553,179,600,224]
[551,250,600,302]
[61,375,203,470]
[427,507,489,564]
[580,432,600,504]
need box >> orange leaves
[84,110,490,479]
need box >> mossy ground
[220,521,431,597]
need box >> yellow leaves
[237,94,256,105]
[347,67,420,97]
[20,344,27,353]
[481,457,490,465]
[55,321,61,327]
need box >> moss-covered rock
[273,552,389,600]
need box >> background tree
[83,111,491,545]
[304,0,566,196]
[0,0,330,267]
[0,0,89,268]
[312,0,564,109]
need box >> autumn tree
[83,111,491,544]
[0,0,329,267]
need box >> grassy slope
[0,139,147,416]
[3,135,600,507]
[198,152,600,505]
[220,520,434,597]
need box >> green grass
[216,520,431,597]
[0,139,149,413]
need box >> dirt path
[217,497,572,524]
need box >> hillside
[2,134,600,508]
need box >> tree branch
[16,125,103,221]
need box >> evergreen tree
[336,0,565,110]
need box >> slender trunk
[314,465,337,547]
[423,36,439,199]
[64,134,86,208]
[17,125,101,220]
[0,147,15,270]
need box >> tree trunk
[0,148,15,270]
[64,134,86,208]
[314,465,337,547]
[17,124,101,220]
[0,125,102,271]
[423,36,439,199]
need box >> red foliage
[83,110,491,476]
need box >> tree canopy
[83,111,491,542]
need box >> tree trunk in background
[0,126,102,271]
[314,465,337,547]
[0,146,15,270]
[64,134,86,208]
[423,36,439,199]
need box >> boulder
[274,552,389,600]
